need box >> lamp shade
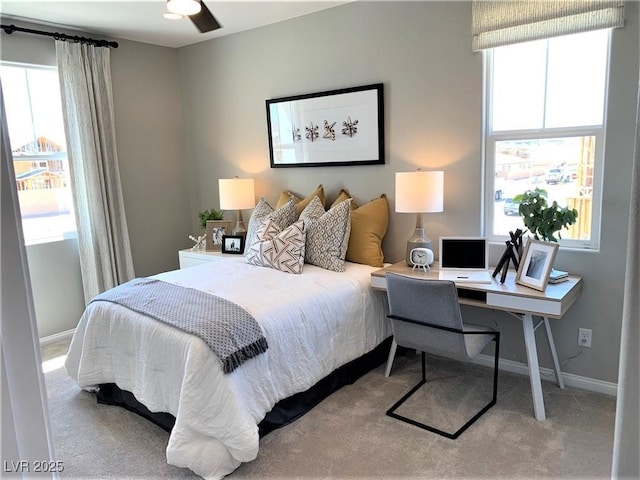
[167,0,201,16]
[395,171,444,213]
[219,178,255,210]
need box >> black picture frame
[266,83,384,168]
[221,235,245,254]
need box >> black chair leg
[386,333,500,440]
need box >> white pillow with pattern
[299,196,352,272]
[244,196,297,254]
[246,219,306,274]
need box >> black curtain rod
[0,24,118,48]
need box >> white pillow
[246,219,306,274]
[299,196,352,272]
[244,196,297,254]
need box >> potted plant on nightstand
[199,209,233,251]
[199,209,224,230]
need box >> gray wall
[109,38,192,277]
[178,1,483,249]
[0,19,192,337]
[177,1,639,384]
[24,239,84,338]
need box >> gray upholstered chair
[385,273,500,439]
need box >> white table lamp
[219,177,255,236]
[395,170,444,265]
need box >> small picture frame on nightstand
[206,220,233,251]
[222,235,244,254]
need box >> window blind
[472,0,625,51]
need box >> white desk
[371,262,583,421]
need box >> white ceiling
[0,1,350,48]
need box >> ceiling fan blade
[190,1,221,33]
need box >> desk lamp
[395,170,444,266]
[219,177,255,236]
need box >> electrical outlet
[578,328,592,348]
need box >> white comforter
[65,257,389,479]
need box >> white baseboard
[39,328,75,346]
[472,353,618,397]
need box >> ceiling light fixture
[162,12,183,20]
[167,0,201,16]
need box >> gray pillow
[299,196,352,272]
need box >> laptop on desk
[438,237,493,284]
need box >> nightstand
[178,249,240,269]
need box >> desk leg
[521,313,546,421]
[385,338,398,378]
[542,316,565,389]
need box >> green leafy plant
[514,188,578,242]
[198,209,224,230]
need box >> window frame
[482,31,612,251]
[2,61,77,245]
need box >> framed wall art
[206,220,233,251]
[266,83,384,168]
[515,239,559,291]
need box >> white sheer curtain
[56,41,135,303]
[611,51,640,479]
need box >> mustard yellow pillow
[276,184,325,215]
[346,194,388,267]
[330,189,358,210]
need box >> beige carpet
[42,341,615,479]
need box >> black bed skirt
[96,336,392,437]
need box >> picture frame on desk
[516,239,559,291]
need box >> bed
[64,255,390,479]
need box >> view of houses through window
[485,30,609,249]
[1,63,76,244]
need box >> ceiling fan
[165,0,221,33]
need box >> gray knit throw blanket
[90,278,268,373]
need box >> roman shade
[472,0,625,51]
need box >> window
[1,63,76,244]
[484,29,610,249]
